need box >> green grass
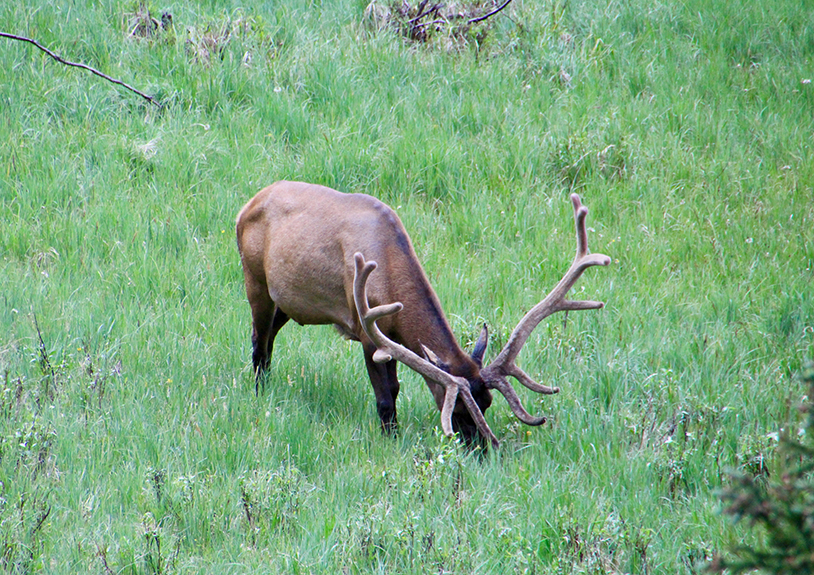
[1,0,812,572]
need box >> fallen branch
[407,0,430,24]
[0,32,161,108]
[413,18,447,30]
[408,1,443,25]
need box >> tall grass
[0,0,812,572]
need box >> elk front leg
[363,342,400,434]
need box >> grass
[0,0,812,572]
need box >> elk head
[353,193,610,448]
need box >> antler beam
[481,193,610,418]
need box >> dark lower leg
[254,308,290,395]
[364,345,400,434]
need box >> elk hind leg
[246,278,289,394]
[253,306,290,395]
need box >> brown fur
[236,181,489,439]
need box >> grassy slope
[0,0,812,572]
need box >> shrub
[712,363,814,574]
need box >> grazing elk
[236,181,609,448]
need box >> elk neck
[388,259,480,380]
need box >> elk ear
[471,324,488,367]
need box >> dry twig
[0,31,161,107]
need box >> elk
[236,181,610,448]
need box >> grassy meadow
[1,0,812,572]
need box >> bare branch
[407,0,431,24]
[468,0,514,25]
[0,32,161,108]
[31,504,52,536]
[412,19,447,30]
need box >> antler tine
[482,194,610,419]
[353,255,404,363]
[352,253,499,448]
[573,194,590,259]
[488,375,548,426]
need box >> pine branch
[711,363,814,574]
